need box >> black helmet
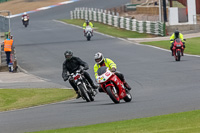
[86,20,89,25]
[174,30,179,39]
[94,52,104,64]
[64,50,73,60]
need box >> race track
[0,0,200,133]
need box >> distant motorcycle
[171,38,186,61]
[85,26,93,41]
[22,16,29,27]
[96,66,132,104]
[68,69,95,102]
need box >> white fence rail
[70,8,165,36]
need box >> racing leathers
[62,56,97,96]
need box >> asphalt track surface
[1,0,200,133]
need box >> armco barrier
[0,44,6,66]
[70,7,165,36]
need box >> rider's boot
[91,83,98,90]
[181,50,184,56]
[124,81,131,90]
[76,91,81,99]
[91,83,98,96]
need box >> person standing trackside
[3,35,14,65]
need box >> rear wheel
[78,84,90,102]
[123,90,132,102]
[106,86,120,104]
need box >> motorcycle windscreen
[97,66,107,76]
[175,38,181,43]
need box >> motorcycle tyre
[177,50,181,61]
[106,86,120,104]
[123,90,132,102]
[87,36,91,41]
[88,89,94,101]
[78,84,90,102]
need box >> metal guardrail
[0,43,7,66]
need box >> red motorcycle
[96,66,132,104]
[171,38,185,61]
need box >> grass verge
[29,109,200,133]
[61,19,155,38]
[141,37,200,55]
[0,88,75,111]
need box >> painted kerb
[70,7,165,36]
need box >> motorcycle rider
[94,52,131,92]
[62,50,98,99]
[83,20,93,36]
[170,30,185,56]
[21,12,29,24]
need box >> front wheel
[87,36,91,41]
[177,50,181,61]
[78,84,90,102]
[123,90,132,102]
[106,86,120,104]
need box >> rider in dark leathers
[62,50,97,99]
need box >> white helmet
[24,12,27,15]
[94,52,104,64]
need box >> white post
[169,7,179,25]
[187,0,197,24]
[159,0,162,22]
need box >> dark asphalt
[0,0,200,133]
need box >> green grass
[172,1,186,8]
[29,109,200,133]
[0,89,75,111]
[141,37,200,55]
[61,19,155,38]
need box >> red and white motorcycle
[96,66,132,104]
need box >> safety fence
[0,44,6,66]
[70,7,165,36]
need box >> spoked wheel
[78,84,90,102]
[106,86,120,104]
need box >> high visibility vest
[4,39,13,52]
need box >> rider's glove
[63,75,69,81]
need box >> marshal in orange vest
[4,39,13,52]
